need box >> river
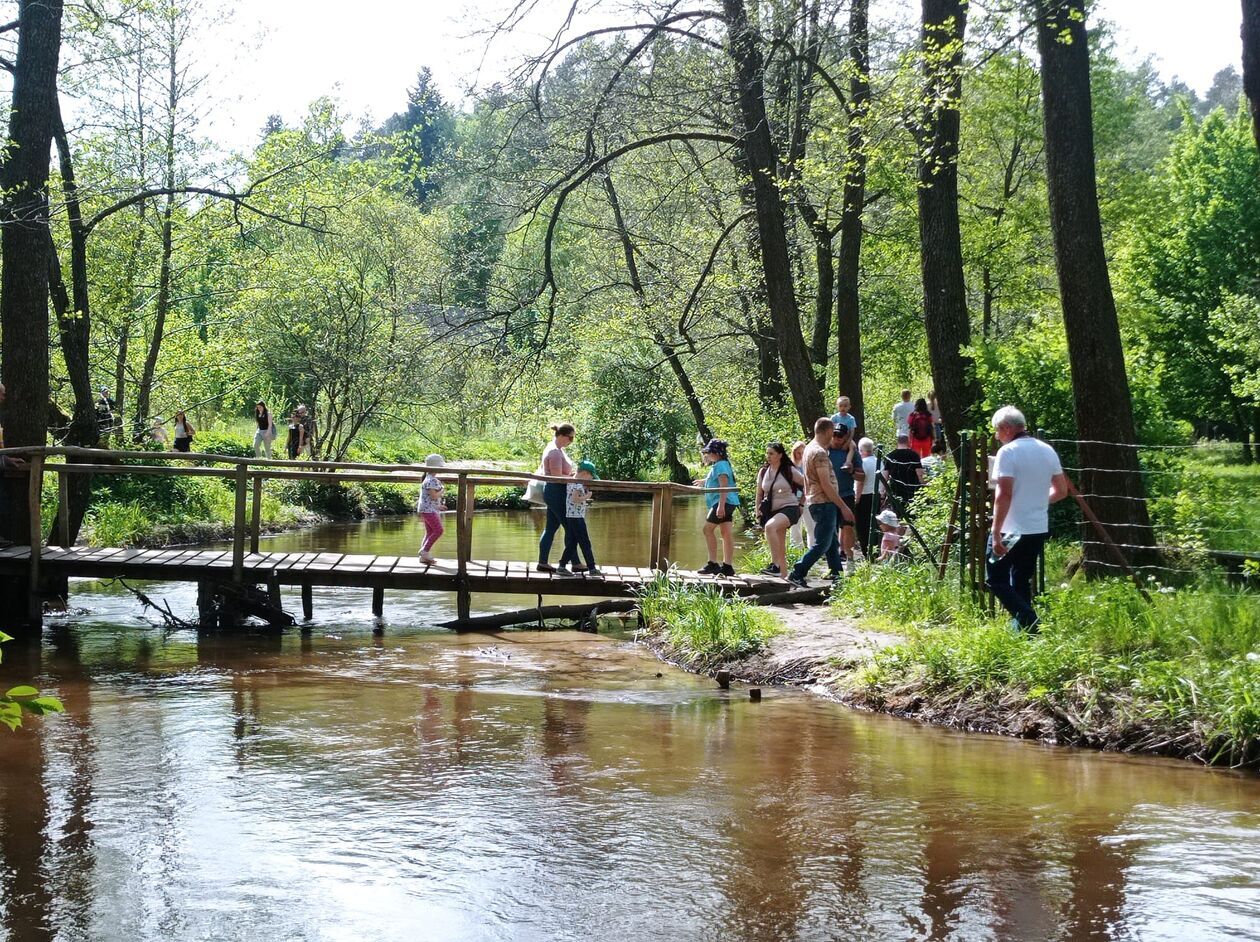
[0,502,1257,941]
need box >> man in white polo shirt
[988,406,1069,631]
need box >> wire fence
[870,432,1260,606]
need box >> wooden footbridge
[0,446,784,629]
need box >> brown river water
[0,502,1257,941]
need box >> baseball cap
[577,459,598,478]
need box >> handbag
[524,465,547,505]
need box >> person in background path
[856,437,879,560]
[537,422,576,572]
[96,386,116,434]
[883,434,926,509]
[559,459,602,577]
[286,410,306,460]
[892,389,914,439]
[788,439,813,550]
[755,442,805,577]
[987,406,1069,632]
[922,439,948,477]
[828,423,865,573]
[696,439,740,576]
[928,391,944,445]
[171,411,195,453]
[296,405,315,458]
[908,397,935,458]
[0,382,28,548]
[150,415,168,446]
[831,396,858,435]
[254,401,276,459]
[417,453,446,564]
[787,417,850,589]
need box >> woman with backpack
[908,397,935,459]
[755,442,805,577]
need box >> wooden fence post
[232,464,248,583]
[250,472,263,554]
[656,487,674,570]
[648,487,664,569]
[57,469,70,547]
[27,454,44,621]
[455,474,473,621]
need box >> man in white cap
[988,406,1069,630]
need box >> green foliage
[0,633,64,732]
[637,574,782,667]
[836,560,1260,767]
[188,430,254,459]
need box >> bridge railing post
[657,486,674,570]
[232,463,248,583]
[648,486,664,570]
[455,473,473,622]
[250,470,263,554]
[57,468,70,547]
[27,454,44,620]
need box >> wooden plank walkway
[0,545,784,600]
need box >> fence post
[232,464,248,583]
[455,474,473,622]
[958,433,968,593]
[657,487,674,570]
[27,454,45,621]
[250,472,263,554]
[648,487,664,569]
[57,469,70,547]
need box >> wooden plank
[304,553,344,572]
[648,487,663,569]
[336,554,376,572]
[455,475,473,577]
[657,488,674,569]
[232,465,249,582]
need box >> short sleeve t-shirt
[704,459,740,508]
[418,474,445,513]
[759,465,800,513]
[830,412,857,434]
[884,447,923,494]
[892,400,914,437]
[829,445,857,500]
[861,455,878,496]
[542,442,573,477]
[991,435,1063,536]
[802,441,838,507]
[565,482,589,518]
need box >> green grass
[637,573,782,668]
[833,556,1260,768]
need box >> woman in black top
[253,401,274,458]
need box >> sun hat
[876,509,900,528]
[424,453,445,468]
[577,459,598,478]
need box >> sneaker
[571,565,588,573]
[786,573,810,589]
[536,562,555,573]
[587,566,603,578]
[419,553,435,564]
[759,564,781,576]
[844,559,856,575]
[720,563,736,577]
[827,570,841,582]
[697,561,721,575]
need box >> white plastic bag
[524,466,546,505]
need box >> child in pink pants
[418,454,446,563]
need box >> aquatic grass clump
[835,562,1260,767]
[637,573,782,668]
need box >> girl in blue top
[694,439,740,576]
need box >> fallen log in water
[441,599,638,631]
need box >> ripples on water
[0,509,1256,941]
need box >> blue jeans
[790,503,843,580]
[538,483,570,564]
[986,532,1048,628]
[559,517,595,568]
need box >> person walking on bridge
[987,406,1069,631]
[787,418,852,588]
[536,422,576,572]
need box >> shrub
[637,573,782,668]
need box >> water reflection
[0,619,1255,939]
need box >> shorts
[706,504,737,525]
[839,495,856,528]
[768,505,802,525]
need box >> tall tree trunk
[134,29,178,436]
[835,0,870,434]
[723,0,824,430]
[0,0,64,629]
[918,0,978,451]
[1244,0,1260,151]
[1035,0,1158,571]
[49,105,99,548]
[602,174,713,443]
